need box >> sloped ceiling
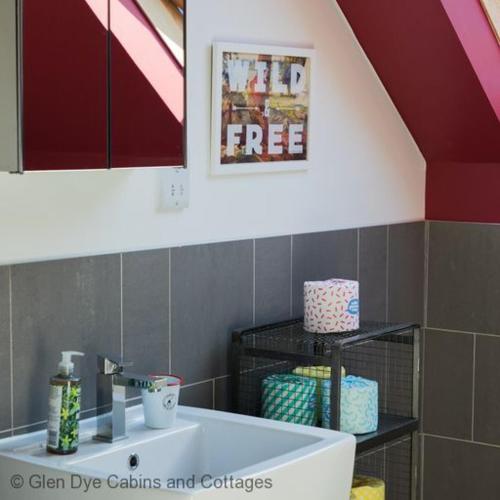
[336,0,500,164]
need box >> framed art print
[211,42,314,175]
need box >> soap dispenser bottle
[47,351,84,455]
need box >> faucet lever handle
[97,354,133,374]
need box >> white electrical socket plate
[161,167,189,209]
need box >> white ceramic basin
[0,405,355,499]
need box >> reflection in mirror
[110,0,185,168]
[23,0,110,170]
[14,0,185,171]
[137,0,185,66]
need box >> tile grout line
[13,403,119,433]
[80,404,111,415]
[14,405,111,431]
[251,240,258,370]
[420,326,426,435]
[182,378,215,389]
[290,235,293,317]
[355,447,379,460]
[385,225,390,322]
[422,432,500,450]
[384,227,389,416]
[126,396,142,404]
[212,379,216,410]
[356,228,360,282]
[168,249,172,373]
[471,334,476,441]
[420,435,425,500]
[252,239,256,326]
[427,219,500,227]
[382,445,386,483]
[420,222,430,437]
[8,266,14,434]
[119,253,124,359]
[423,221,430,329]
[425,327,499,338]
[12,419,48,431]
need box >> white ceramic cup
[141,374,182,429]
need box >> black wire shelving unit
[231,319,420,500]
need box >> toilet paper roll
[351,475,385,500]
[293,365,347,424]
[321,375,378,434]
[261,374,316,426]
[304,279,359,333]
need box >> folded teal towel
[321,375,378,434]
[261,374,316,426]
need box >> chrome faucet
[93,354,167,443]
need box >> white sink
[0,405,355,499]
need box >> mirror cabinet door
[22,0,108,171]
[22,0,184,171]
[110,0,184,168]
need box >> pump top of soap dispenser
[58,351,84,377]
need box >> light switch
[161,167,189,210]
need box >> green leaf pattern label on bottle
[58,384,81,452]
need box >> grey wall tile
[255,236,292,326]
[11,256,121,427]
[423,436,500,499]
[388,222,424,325]
[428,222,500,334]
[214,377,230,411]
[122,249,170,374]
[359,226,387,321]
[81,406,101,418]
[0,267,11,431]
[180,381,213,409]
[354,446,386,481]
[385,437,412,500]
[292,229,357,316]
[386,338,415,417]
[474,335,500,445]
[125,398,142,410]
[13,422,46,436]
[417,434,424,500]
[171,241,253,384]
[418,328,425,431]
[423,329,473,439]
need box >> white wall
[0,0,425,265]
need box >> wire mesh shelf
[231,319,420,499]
[355,435,416,500]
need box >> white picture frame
[211,42,314,175]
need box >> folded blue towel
[321,375,378,434]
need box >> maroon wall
[427,162,500,223]
[337,0,500,223]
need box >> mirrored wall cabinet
[0,0,184,173]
